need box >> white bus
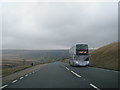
[69,43,89,66]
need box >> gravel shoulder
[2,63,49,85]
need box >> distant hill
[90,42,119,71]
[2,49,69,61]
[2,50,70,69]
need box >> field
[1,50,69,76]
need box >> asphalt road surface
[1,62,119,89]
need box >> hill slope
[90,42,119,71]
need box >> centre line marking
[90,84,100,90]
[1,85,8,89]
[71,71,81,78]
[65,67,69,70]
[20,77,23,79]
[12,80,18,83]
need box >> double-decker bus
[69,43,89,66]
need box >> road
[1,62,119,89]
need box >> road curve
[1,62,118,89]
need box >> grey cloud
[0,4,1,66]
[2,2,118,49]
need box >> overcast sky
[1,2,118,50]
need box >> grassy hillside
[90,42,119,71]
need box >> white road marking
[90,84,100,90]
[71,71,81,78]
[113,71,118,72]
[29,73,31,74]
[12,80,18,83]
[99,68,110,71]
[91,67,118,72]
[65,67,69,70]
[25,74,28,77]
[20,77,23,79]
[1,85,8,89]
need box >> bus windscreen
[76,44,88,50]
[76,44,88,55]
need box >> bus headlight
[87,61,89,64]
[76,61,78,64]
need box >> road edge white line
[12,80,18,83]
[90,83,100,90]
[90,67,118,72]
[25,74,28,77]
[1,85,8,89]
[20,77,23,79]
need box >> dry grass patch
[2,65,32,77]
[90,42,119,71]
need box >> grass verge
[2,65,32,77]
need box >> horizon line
[0,48,98,50]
